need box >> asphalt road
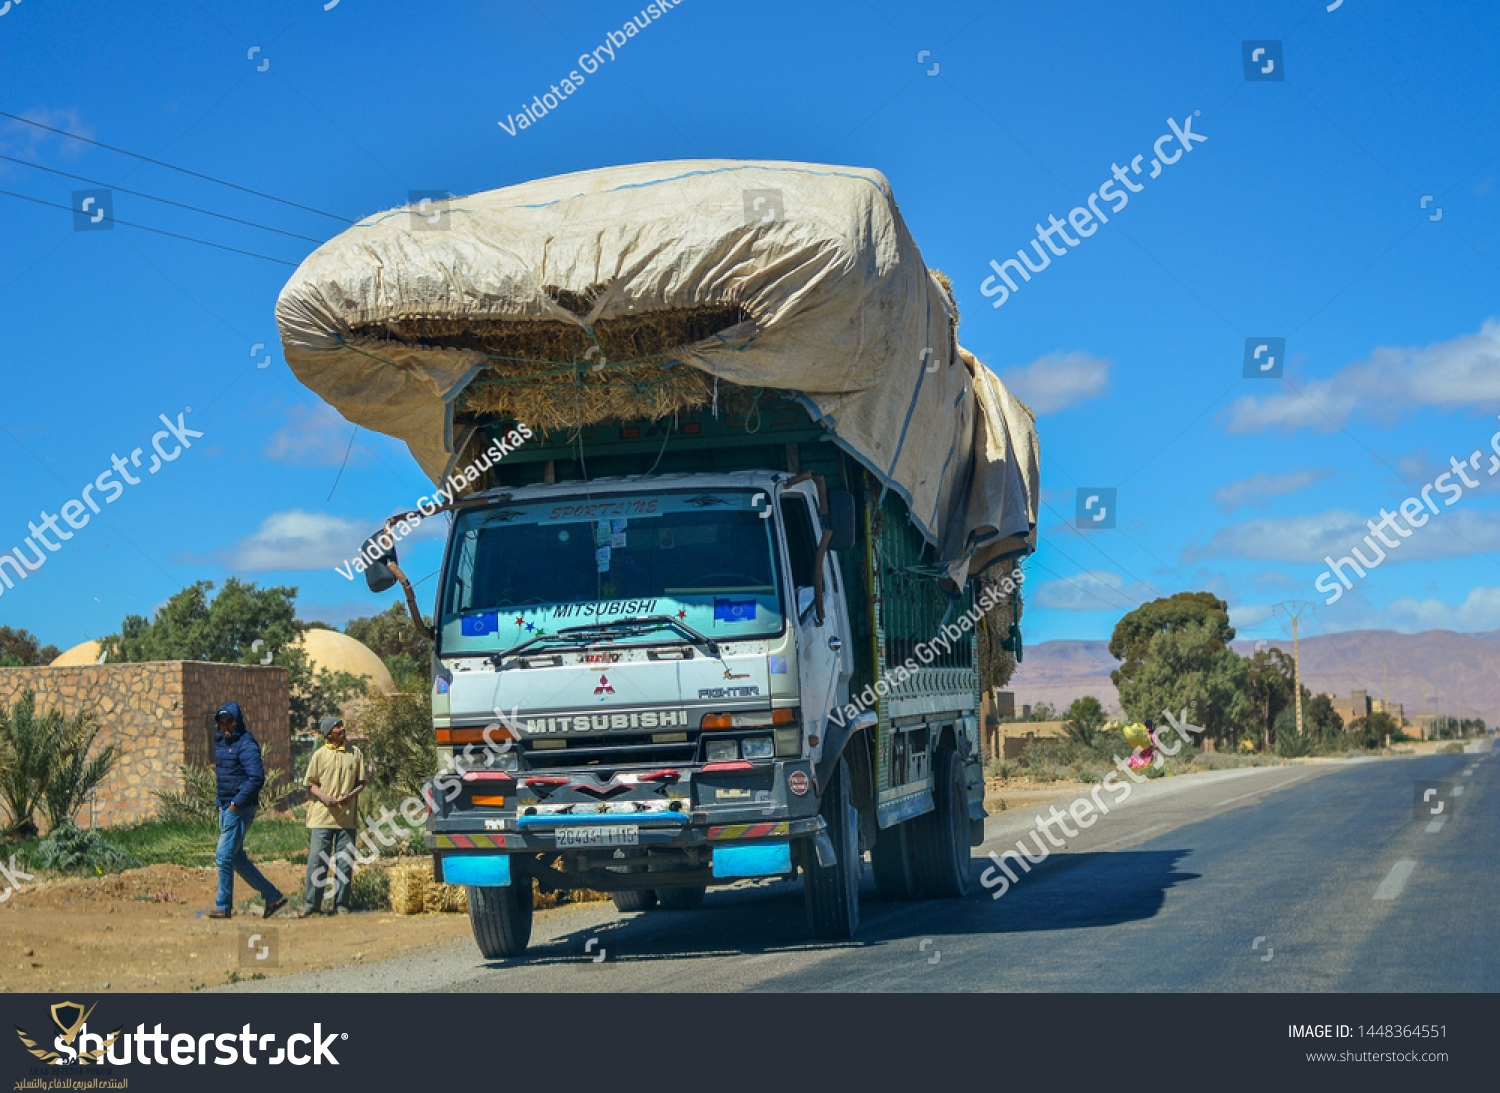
[227,742,1495,992]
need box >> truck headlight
[740,736,774,761]
[706,739,739,763]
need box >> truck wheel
[910,748,973,899]
[467,881,533,959]
[871,819,917,901]
[611,889,658,912]
[658,886,706,910]
[803,755,861,939]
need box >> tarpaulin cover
[275,159,1038,578]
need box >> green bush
[28,823,139,874]
[349,867,390,911]
[151,763,294,825]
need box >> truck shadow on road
[493,849,1198,968]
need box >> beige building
[0,661,289,829]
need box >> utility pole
[1273,602,1314,739]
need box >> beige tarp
[275,159,1038,578]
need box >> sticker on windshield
[611,518,628,533]
[714,599,757,623]
[595,546,612,572]
[552,599,660,620]
[461,611,499,636]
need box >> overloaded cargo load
[274,159,1039,583]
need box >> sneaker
[263,896,288,919]
[295,908,318,919]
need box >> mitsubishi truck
[275,158,1039,957]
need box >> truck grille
[520,732,699,771]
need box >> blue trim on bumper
[713,841,793,879]
[441,853,511,887]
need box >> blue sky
[1,0,1498,657]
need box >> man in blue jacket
[208,702,287,919]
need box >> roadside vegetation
[989,591,1484,784]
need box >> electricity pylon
[1272,602,1315,737]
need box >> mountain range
[1006,630,1500,725]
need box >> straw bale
[387,859,430,916]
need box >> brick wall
[0,663,289,830]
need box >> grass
[14,812,311,875]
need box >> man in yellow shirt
[298,715,366,917]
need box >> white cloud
[226,511,368,571]
[998,352,1110,414]
[1224,318,1500,434]
[1385,587,1500,632]
[265,405,369,467]
[1029,569,1150,612]
[1213,468,1332,512]
[1185,507,1500,564]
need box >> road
[227,742,1495,992]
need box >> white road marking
[1452,785,1464,796]
[1462,769,1474,777]
[1374,860,1418,901]
[1089,823,1170,853]
[1425,820,1445,833]
[1214,776,1305,808]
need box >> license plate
[555,825,639,848]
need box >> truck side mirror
[363,532,399,594]
[825,491,856,552]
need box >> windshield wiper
[563,614,722,656]
[488,613,721,665]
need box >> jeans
[304,828,356,912]
[215,806,282,913]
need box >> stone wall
[0,663,289,830]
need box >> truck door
[779,486,850,735]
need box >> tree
[1063,696,1108,747]
[1109,592,1235,690]
[1349,709,1399,750]
[346,604,433,684]
[98,579,365,736]
[0,691,116,835]
[42,714,120,831]
[1242,648,1297,752]
[0,626,61,668]
[100,579,300,665]
[1115,623,1248,746]
[1273,692,1345,757]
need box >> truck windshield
[438,490,785,654]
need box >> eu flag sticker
[461,612,499,636]
[714,599,757,623]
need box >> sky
[1,0,1498,658]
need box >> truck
[276,159,1039,957]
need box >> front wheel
[803,755,861,939]
[468,880,533,959]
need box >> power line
[0,109,351,223]
[0,188,296,266]
[1029,555,1140,612]
[0,153,323,243]
[1042,500,1164,600]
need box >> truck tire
[871,819,917,901]
[611,889,658,912]
[467,880,533,959]
[658,885,706,910]
[803,755,861,939]
[910,748,973,899]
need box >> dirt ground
[0,861,476,994]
